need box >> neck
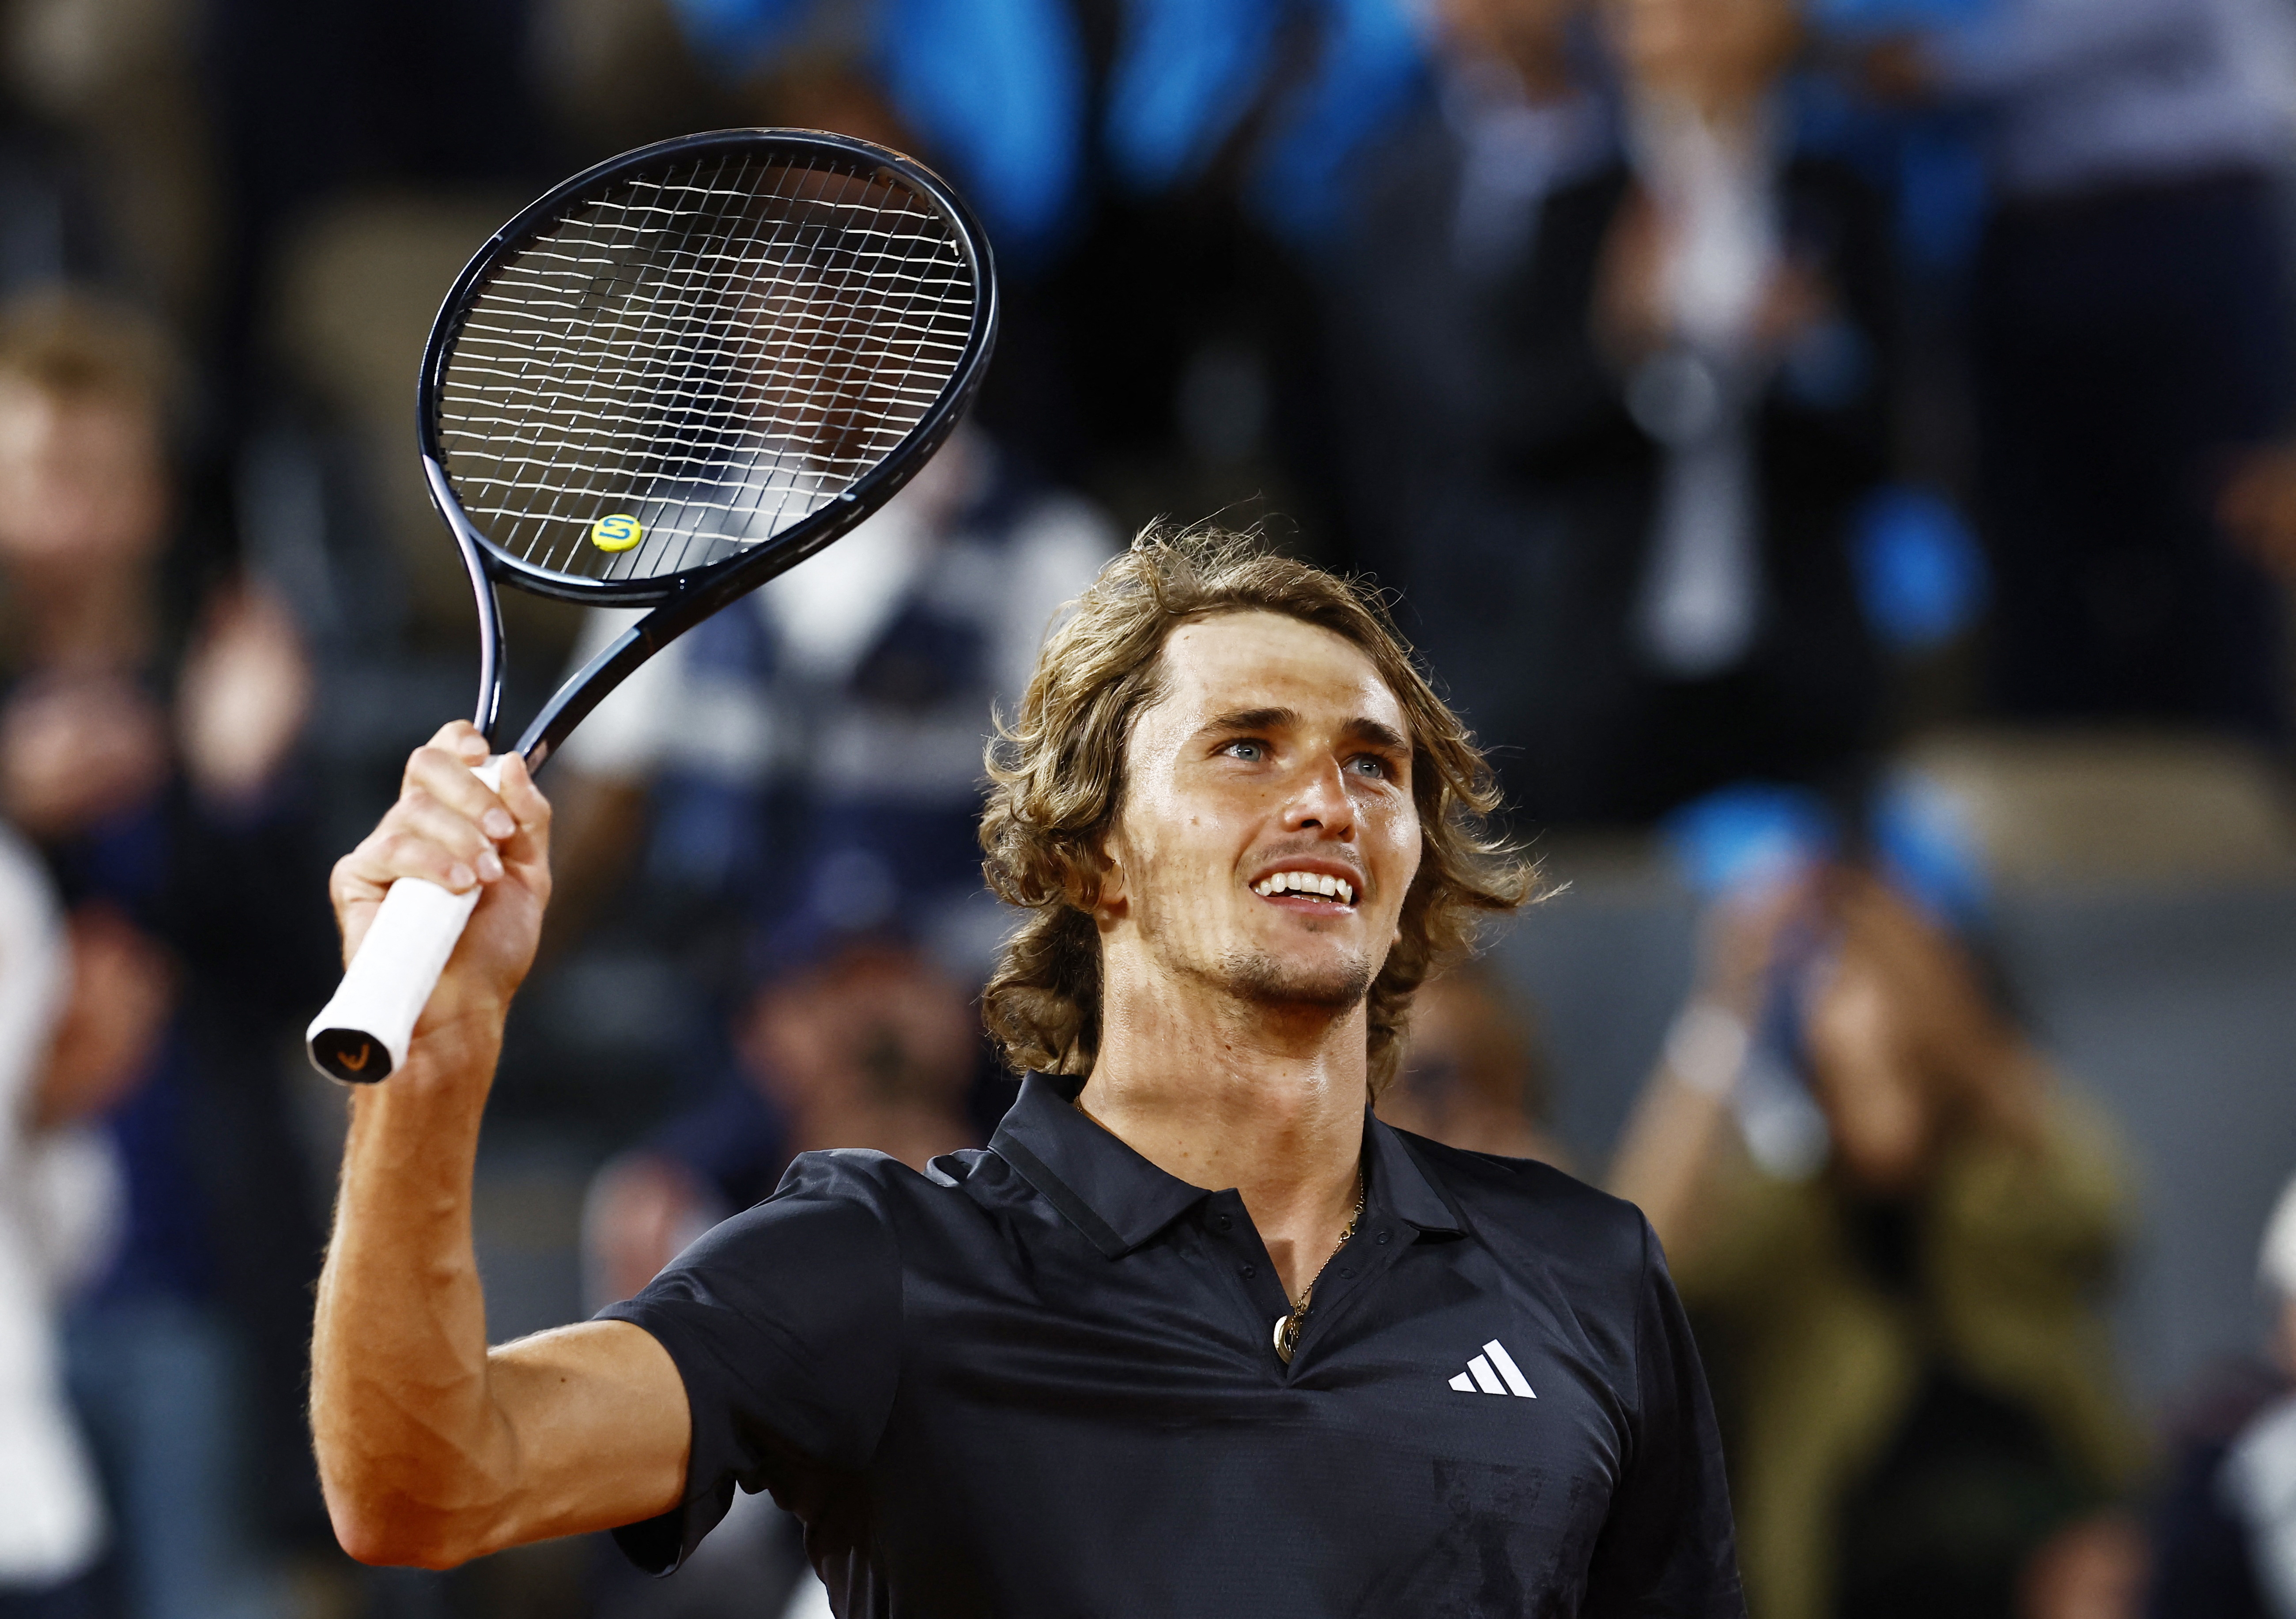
[1080,957,1368,1300]
[1638,81,1771,140]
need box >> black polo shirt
[599,1073,1743,1617]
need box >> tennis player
[311,534,1744,1615]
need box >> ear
[1093,832,1129,921]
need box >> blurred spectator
[546,423,1112,986]
[1378,961,1571,1168]
[1869,0,2296,735]
[0,0,218,326]
[584,938,983,1619]
[642,0,1421,549]
[0,288,331,1619]
[1324,0,1615,806]
[0,824,106,1619]
[2147,1173,2296,1619]
[1477,0,1891,823]
[1610,866,2145,1619]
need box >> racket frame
[414,127,999,768]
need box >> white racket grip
[306,758,505,1083]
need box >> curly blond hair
[979,528,1541,1097]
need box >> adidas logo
[1447,1339,1536,1398]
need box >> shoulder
[765,1146,996,1214]
[1393,1129,1653,1279]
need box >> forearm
[311,1021,516,1566]
[1608,1003,1746,1258]
[310,726,685,1564]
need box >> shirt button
[1216,1214,1233,1231]
[1240,1264,1256,1279]
[1375,1229,1392,1245]
[1339,1267,1354,1279]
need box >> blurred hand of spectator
[0,670,168,839]
[1691,866,1821,1017]
[1608,869,1820,1247]
[2017,1511,2147,1619]
[1595,192,1838,366]
[2217,443,2296,582]
[36,902,175,1127]
[176,582,311,809]
[1593,189,1674,361]
[1821,870,2040,1158]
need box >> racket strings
[435,148,975,584]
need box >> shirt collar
[989,1072,1465,1259]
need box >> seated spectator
[0,289,331,1619]
[584,937,984,1619]
[585,937,986,1307]
[1483,0,1892,823]
[1377,962,1571,1169]
[1610,866,2145,1619]
[2147,1173,2296,1618]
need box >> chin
[1215,946,1375,1011]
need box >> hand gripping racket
[306,129,997,1082]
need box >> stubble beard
[1205,942,1375,1012]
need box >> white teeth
[1253,871,1356,904]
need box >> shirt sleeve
[1581,1217,1747,1619]
[595,1151,904,1574]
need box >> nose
[1282,753,1357,841]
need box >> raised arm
[310,720,688,1568]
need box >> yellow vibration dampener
[590,514,642,552]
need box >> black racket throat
[435,452,883,771]
[413,127,1000,771]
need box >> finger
[404,745,516,841]
[429,719,491,764]
[494,752,552,867]
[389,788,505,880]
[336,821,485,898]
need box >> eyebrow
[1201,707,1412,756]
[1343,717,1411,756]
[1203,707,1296,736]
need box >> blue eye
[1348,754,1390,779]
[1223,740,1265,762]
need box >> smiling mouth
[1253,870,1356,908]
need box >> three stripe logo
[1448,1339,1536,1399]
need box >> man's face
[0,383,167,571]
[1101,610,1422,1015]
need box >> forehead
[1145,610,1410,737]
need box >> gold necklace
[1272,1169,1366,1365]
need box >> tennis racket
[305,128,997,1083]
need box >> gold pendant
[1273,1314,1297,1364]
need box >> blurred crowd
[3,0,2296,1616]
